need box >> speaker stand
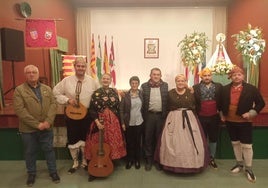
[4,60,16,96]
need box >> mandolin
[65,80,87,120]
[65,98,87,120]
[88,128,114,177]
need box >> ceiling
[70,0,231,7]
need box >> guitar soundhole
[69,112,82,115]
[98,152,104,156]
[93,164,108,168]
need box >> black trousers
[125,125,142,162]
[198,114,220,142]
[144,112,165,159]
[65,115,92,145]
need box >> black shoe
[230,164,244,173]
[145,159,152,171]
[125,161,133,169]
[155,162,163,171]
[26,174,36,187]
[145,163,152,171]
[88,175,96,182]
[135,161,141,169]
[245,169,256,183]
[68,167,76,174]
[83,165,88,171]
[209,158,218,169]
[50,172,60,184]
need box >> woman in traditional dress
[85,73,126,179]
[155,74,209,173]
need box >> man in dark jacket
[221,66,265,183]
[140,67,168,171]
[193,68,222,169]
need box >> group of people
[13,57,265,186]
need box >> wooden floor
[0,159,268,188]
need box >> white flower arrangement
[232,24,266,65]
[178,32,209,71]
[210,59,234,75]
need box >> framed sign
[144,38,159,58]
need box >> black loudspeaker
[1,28,25,62]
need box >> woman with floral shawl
[85,74,126,165]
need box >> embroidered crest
[45,30,53,40]
[30,29,38,40]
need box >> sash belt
[182,110,199,155]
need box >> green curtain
[50,36,68,87]
[50,50,63,87]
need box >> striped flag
[103,36,109,74]
[96,36,102,80]
[109,37,116,87]
[90,34,97,79]
[62,55,76,77]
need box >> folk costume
[156,88,209,173]
[53,74,99,173]
[193,68,223,169]
[221,67,265,182]
[85,87,126,160]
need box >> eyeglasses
[26,71,38,74]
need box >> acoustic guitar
[65,81,87,120]
[88,128,114,177]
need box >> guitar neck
[75,94,80,103]
[98,129,104,156]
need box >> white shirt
[148,87,162,112]
[53,75,100,108]
[129,96,144,126]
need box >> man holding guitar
[53,57,99,174]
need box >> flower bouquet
[210,59,234,75]
[178,32,209,72]
[232,24,266,87]
[232,23,265,65]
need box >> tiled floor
[1,159,267,188]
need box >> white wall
[90,7,213,89]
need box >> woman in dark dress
[85,73,126,169]
[156,74,209,173]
